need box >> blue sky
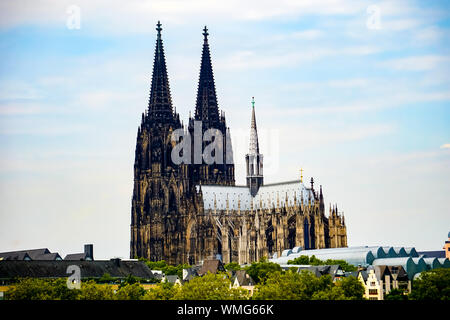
[0,0,449,259]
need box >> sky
[0,0,449,260]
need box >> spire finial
[251,96,255,108]
[156,21,162,38]
[300,168,304,183]
[203,26,209,40]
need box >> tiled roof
[0,260,155,280]
[198,180,315,211]
[198,259,225,276]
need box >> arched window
[288,216,296,249]
[303,218,310,249]
[310,218,315,249]
[266,221,274,255]
[169,187,177,212]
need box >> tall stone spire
[148,21,174,123]
[249,97,260,155]
[195,26,220,128]
[246,97,264,197]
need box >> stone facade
[130,23,347,265]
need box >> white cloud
[0,0,366,32]
[328,78,369,88]
[217,45,380,71]
[440,143,450,149]
[380,55,450,71]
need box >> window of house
[369,289,378,295]
[371,282,376,286]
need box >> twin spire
[148,21,174,123]
[147,22,220,128]
[195,25,220,127]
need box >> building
[130,22,347,265]
[231,270,256,296]
[445,232,450,259]
[64,244,94,261]
[0,245,94,262]
[162,275,182,286]
[0,248,62,261]
[358,265,411,300]
[0,258,155,285]
[270,245,450,280]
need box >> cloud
[0,0,367,34]
[217,45,380,71]
[380,55,450,72]
[440,143,450,149]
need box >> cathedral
[130,22,347,265]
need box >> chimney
[84,244,94,261]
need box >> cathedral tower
[188,26,235,186]
[246,97,263,196]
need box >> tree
[115,283,146,300]
[173,272,249,300]
[142,282,179,300]
[5,278,78,300]
[287,255,310,265]
[119,274,141,288]
[253,270,365,300]
[311,286,346,300]
[385,288,408,300]
[98,273,117,284]
[77,280,114,300]
[287,255,357,272]
[334,276,365,300]
[139,258,191,279]
[409,268,450,300]
[253,270,334,300]
[224,262,241,272]
[244,257,282,284]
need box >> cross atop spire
[156,21,162,38]
[203,26,209,40]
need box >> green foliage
[244,257,282,284]
[334,276,365,300]
[76,280,114,300]
[142,282,179,300]
[252,270,364,300]
[5,278,78,300]
[139,259,191,279]
[98,273,118,284]
[385,288,408,300]
[224,262,241,272]
[115,283,146,300]
[119,274,141,288]
[253,270,332,300]
[173,272,249,300]
[287,255,357,272]
[288,255,310,265]
[311,286,347,300]
[409,268,450,300]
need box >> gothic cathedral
[130,22,347,265]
